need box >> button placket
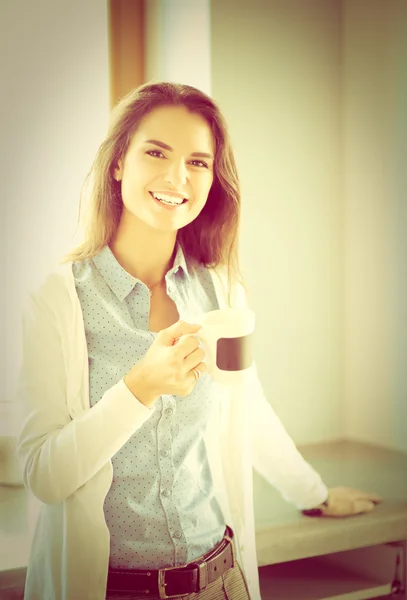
[131,284,150,330]
[157,396,187,564]
[157,396,174,502]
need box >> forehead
[132,105,215,154]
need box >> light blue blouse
[72,244,226,569]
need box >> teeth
[152,192,183,205]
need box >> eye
[146,149,165,158]
[190,160,209,169]
[146,150,209,169]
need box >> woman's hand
[304,486,382,518]
[124,320,207,407]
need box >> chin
[148,218,185,233]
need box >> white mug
[195,308,255,385]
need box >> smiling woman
[15,81,380,600]
[16,81,254,600]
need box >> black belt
[106,527,235,599]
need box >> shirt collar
[92,242,190,303]
[170,241,190,280]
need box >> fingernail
[302,508,323,517]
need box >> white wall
[145,0,211,94]
[3,0,404,455]
[1,0,110,409]
[211,0,343,445]
[342,0,407,452]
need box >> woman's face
[114,105,215,232]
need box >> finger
[189,362,208,383]
[353,499,375,515]
[347,488,383,503]
[175,334,201,358]
[191,367,201,383]
[159,320,201,345]
[358,493,382,504]
[184,347,206,372]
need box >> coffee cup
[195,308,255,385]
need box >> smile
[149,191,188,206]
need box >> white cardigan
[16,261,328,600]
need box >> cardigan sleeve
[16,290,154,505]
[248,363,329,509]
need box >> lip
[149,191,186,210]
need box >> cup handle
[196,328,216,370]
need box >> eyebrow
[143,139,214,160]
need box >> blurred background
[1,0,406,481]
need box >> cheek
[121,164,154,197]
[195,173,213,200]
[141,159,162,180]
[190,188,211,216]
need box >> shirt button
[161,489,171,497]
[161,449,169,457]
[173,530,182,540]
[165,408,174,416]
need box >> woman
[16,82,380,600]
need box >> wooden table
[254,440,407,599]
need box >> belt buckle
[158,567,189,599]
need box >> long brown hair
[60,81,245,300]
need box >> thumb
[158,320,202,345]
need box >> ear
[113,158,123,181]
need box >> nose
[163,159,188,187]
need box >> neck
[109,209,177,288]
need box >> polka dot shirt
[72,244,226,569]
